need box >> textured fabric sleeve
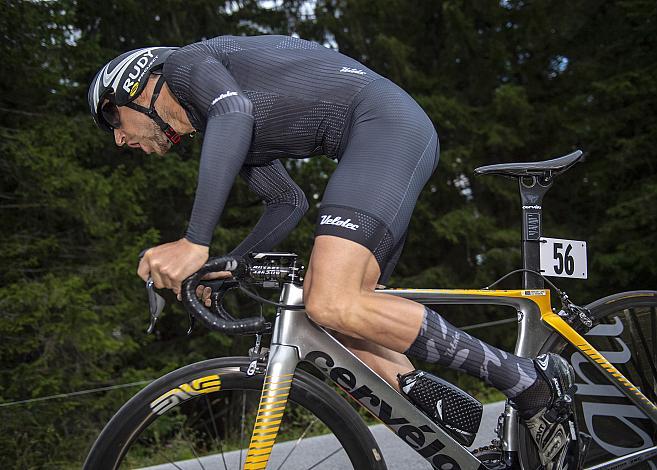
[229,160,309,257]
[183,54,255,245]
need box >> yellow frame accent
[542,312,657,410]
[243,373,294,470]
[393,288,657,411]
[241,288,657,468]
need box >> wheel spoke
[180,425,207,470]
[205,395,228,470]
[154,449,186,470]
[275,416,319,470]
[305,447,344,469]
[652,306,657,396]
[624,309,650,396]
[239,391,246,470]
[628,308,657,402]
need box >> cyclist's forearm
[185,111,254,245]
[229,201,307,257]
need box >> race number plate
[540,237,587,279]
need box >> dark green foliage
[0,0,655,467]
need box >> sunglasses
[101,101,121,129]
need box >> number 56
[554,242,575,275]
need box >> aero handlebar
[181,256,271,335]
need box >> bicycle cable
[483,268,563,293]
[236,269,565,312]
[238,284,306,310]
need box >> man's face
[102,100,172,156]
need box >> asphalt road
[141,401,505,470]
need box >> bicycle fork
[242,344,299,470]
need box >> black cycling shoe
[520,353,580,469]
[398,370,483,446]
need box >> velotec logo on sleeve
[211,91,238,106]
[339,66,367,75]
[319,215,359,231]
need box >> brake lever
[146,277,166,334]
[186,310,196,336]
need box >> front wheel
[84,356,387,469]
[519,291,657,469]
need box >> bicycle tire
[518,290,657,469]
[84,356,387,470]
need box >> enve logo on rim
[149,374,221,416]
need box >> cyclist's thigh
[316,78,439,279]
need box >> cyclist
[89,35,578,468]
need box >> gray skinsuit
[163,34,438,284]
[164,35,538,397]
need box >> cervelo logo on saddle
[339,66,367,75]
[211,91,238,106]
[320,215,359,231]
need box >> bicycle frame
[241,283,657,470]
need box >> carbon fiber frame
[242,282,657,470]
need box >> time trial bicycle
[84,150,657,469]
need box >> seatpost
[519,173,553,289]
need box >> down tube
[302,334,485,469]
[274,286,486,469]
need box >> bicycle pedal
[399,370,483,446]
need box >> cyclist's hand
[176,271,233,305]
[137,238,209,294]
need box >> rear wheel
[84,357,387,469]
[519,291,657,469]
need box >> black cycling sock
[512,376,552,419]
[405,307,538,398]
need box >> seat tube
[519,174,552,289]
[500,174,554,460]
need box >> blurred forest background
[1,0,656,467]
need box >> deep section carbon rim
[523,292,657,469]
[84,358,386,470]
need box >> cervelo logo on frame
[320,215,359,231]
[339,66,366,75]
[307,350,461,469]
[211,91,238,106]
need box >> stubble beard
[150,120,173,155]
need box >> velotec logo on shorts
[320,215,359,231]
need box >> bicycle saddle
[474,150,583,178]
